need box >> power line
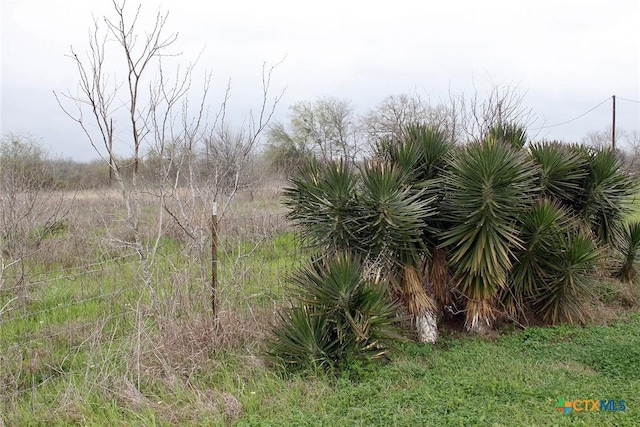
[530,98,611,130]
[617,96,640,104]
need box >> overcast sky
[1,0,639,161]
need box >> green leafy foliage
[358,163,434,265]
[373,125,453,255]
[441,141,538,302]
[283,121,640,336]
[582,148,638,247]
[532,233,601,324]
[282,157,436,266]
[267,305,341,373]
[505,199,572,316]
[616,221,640,282]
[486,123,528,149]
[529,141,589,206]
[283,159,362,252]
[376,124,454,182]
[507,198,603,325]
[266,253,402,373]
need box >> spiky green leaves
[530,143,638,247]
[486,123,528,149]
[583,149,638,247]
[281,124,639,340]
[358,163,434,265]
[283,158,436,265]
[268,305,340,373]
[532,234,601,324]
[529,142,588,205]
[616,221,640,282]
[442,141,538,301]
[266,253,402,373]
[376,124,453,182]
[283,159,361,252]
[505,200,570,314]
[505,199,602,323]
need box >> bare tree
[361,93,456,147]
[55,0,283,314]
[55,0,182,185]
[54,1,190,312]
[623,129,640,171]
[0,135,73,315]
[360,84,532,149]
[581,126,627,150]
[267,96,360,164]
[452,82,535,142]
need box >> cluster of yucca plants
[279,156,441,343]
[273,122,638,359]
[267,155,438,373]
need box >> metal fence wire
[0,212,301,402]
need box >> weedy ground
[1,183,639,426]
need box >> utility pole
[612,95,616,150]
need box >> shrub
[266,253,402,373]
[616,221,640,282]
[281,124,640,341]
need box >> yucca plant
[283,156,440,342]
[357,163,437,343]
[396,125,456,249]
[406,124,455,182]
[504,199,573,319]
[616,221,640,282]
[532,233,601,324]
[358,162,433,262]
[267,305,340,373]
[281,120,639,343]
[529,141,589,207]
[283,159,362,253]
[374,125,456,328]
[441,140,539,332]
[375,134,424,182]
[375,124,453,183]
[580,148,638,248]
[362,130,451,342]
[486,123,528,149]
[266,252,402,373]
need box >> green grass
[628,195,640,222]
[233,314,640,426]
[2,226,639,426]
[217,231,302,307]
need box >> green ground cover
[236,314,640,426]
[2,226,639,426]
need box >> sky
[1,0,639,161]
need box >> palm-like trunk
[415,311,438,343]
[401,264,438,343]
[465,298,494,334]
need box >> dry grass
[0,177,295,425]
[585,277,640,325]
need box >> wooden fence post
[211,202,218,319]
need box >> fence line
[0,253,140,294]
[0,212,301,403]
